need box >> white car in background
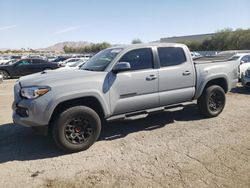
[228,53,250,79]
[0,59,16,65]
[0,74,3,83]
[190,51,201,58]
[58,57,89,67]
[0,56,11,64]
[241,68,250,87]
[57,60,86,71]
[47,56,58,62]
[65,58,88,67]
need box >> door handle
[182,71,191,76]
[146,75,157,81]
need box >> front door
[109,48,159,115]
[14,59,33,76]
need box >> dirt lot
[0,79,250,188]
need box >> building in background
[160,33,215,43]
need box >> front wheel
[197,85,226,118]
[0,70,10,79]
[52,106,101,153]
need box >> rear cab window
[157,47,186,67]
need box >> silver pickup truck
[12,43,239,152]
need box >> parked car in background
[57,60,86,71]
[58,57,89,67]
[2,59,18,65]
[0,56,11,64]
[0,75,3,83]
[10,55,22,60]
[50,56,69,63]
[0,58,58,79]
[46,56,58,62]
[78,54,93,59]
[190,51,201,58]
[228,53,250,78]
[65,59,88,67]
[241,68,250,87]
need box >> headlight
[20,86,50,99]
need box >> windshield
[81,48,123,71]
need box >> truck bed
[193,59,239,99]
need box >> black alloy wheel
[52,106,101,153]
[64,116,94,144]
[198,85,226,118]
[208,90,224,112]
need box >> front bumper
[12,81,49,127]
[241,75,250,87]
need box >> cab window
[157,47,186,67]
[16,60,31,66]
[119,48,153,71]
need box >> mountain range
[38,41,91,52]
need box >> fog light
[16,107,29,117]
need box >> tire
[52,106,101,153]
[197,85,226,118]
[0,70,10,79]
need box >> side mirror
[112,62,131,73]
[240,60,245,65]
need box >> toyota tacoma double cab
[12,43,239,153]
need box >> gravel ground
[0,79,250,188]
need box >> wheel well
[204,78,228,93]
[48,97,105,132]
[0,69,10,75]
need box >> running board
[164,104,184,111]
[106,103,192,122]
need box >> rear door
[157,47,195,106]
[109,48,159,115]
[31,59,49,72]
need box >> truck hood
[19,69,107,87]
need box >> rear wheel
[52,106,101,153]
[0,70,10,79]
[197,85,225,118]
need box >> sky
[0,0,249,49]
